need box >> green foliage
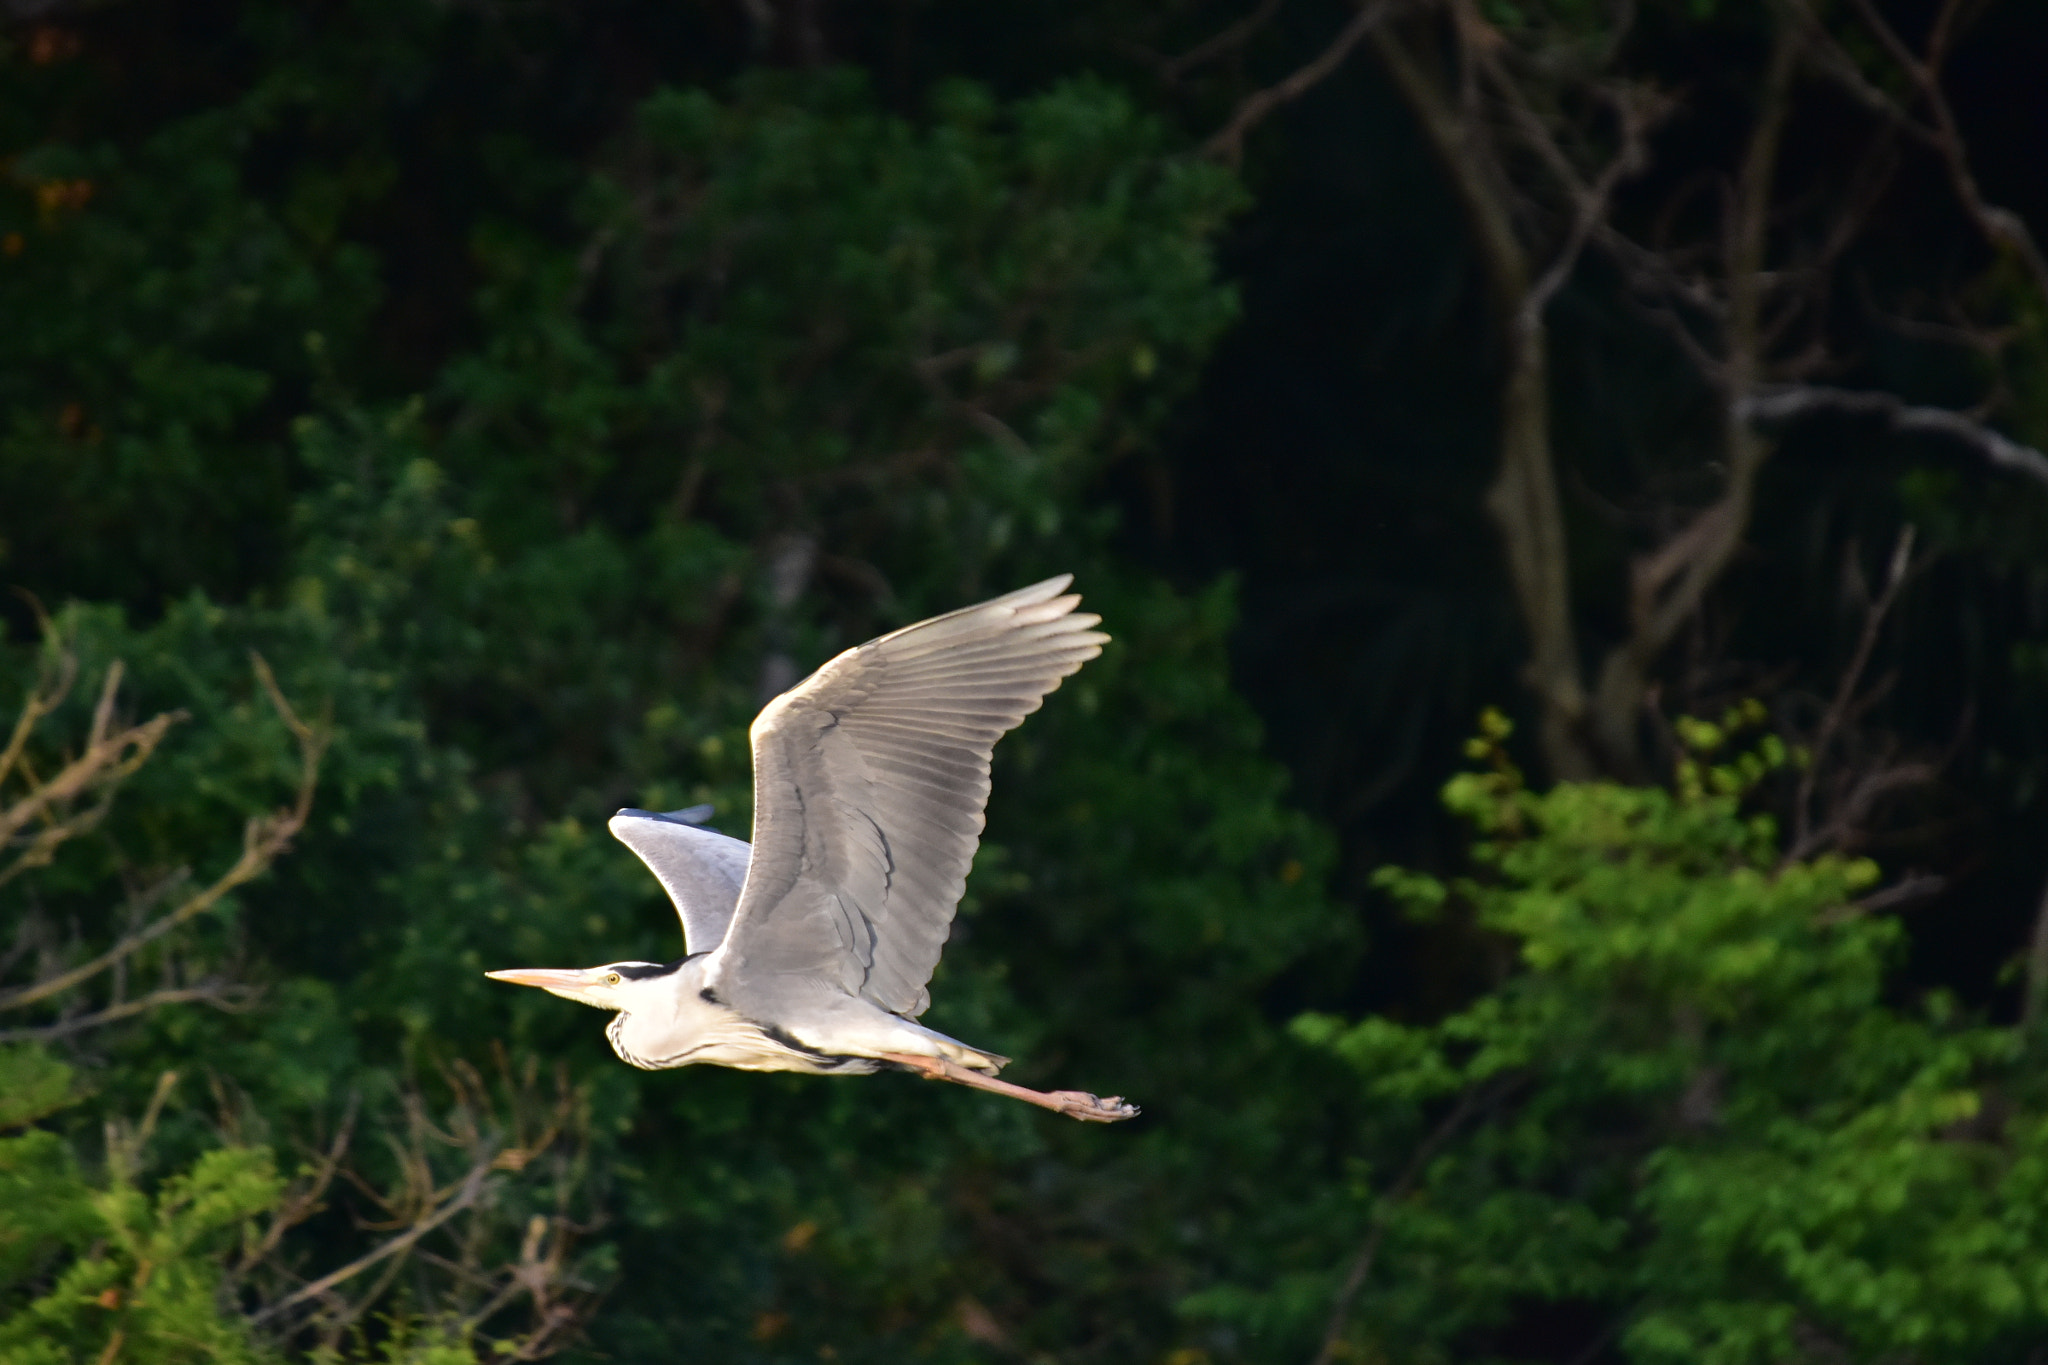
[8,3,2042,1359]
[0,1045,274,1365]
[0,602,603,1361]
[0,45,1351,1364]
[0,1134,280,1365]
[1246,718,2048,1363]
[412,70,1243,798]
[0,68,381,604]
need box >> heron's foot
[878,1052,1140,1124]
[1048,1090,1140,1123]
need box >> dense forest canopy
[4,2,2048,1362]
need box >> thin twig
[0,983,253,1042]
[0,609,76,791]
[910,353,1034,459]
[1310,1079,1505,1365]
[1515,85,1661,328]
[236,1094,362,1275]
[0,654,324,1015]
[1738,386,2048,493]
[1157,0,1286,84]
[251,1162,494,1326]
[2023,869,2048,1031]
[1786,526,1916,861]
[1827,871,1947,922]
[1782,0,1938,144]
[104,1069,184,1181]
[1793,760,1941,867]
[1205,0,1403,165]
[1842,0,2048,304]
[0,708,180,849]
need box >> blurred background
[4,1,2048,1361]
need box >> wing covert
[609,808,752,955]
[707,576,1106,1017]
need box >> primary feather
[707,575,1107,1017]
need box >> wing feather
[607,810,752,955]
[706,576,1105,1016]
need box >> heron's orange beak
[485,966,605,1004]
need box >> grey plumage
[608,809,748,955]
[488,576,1138,1123]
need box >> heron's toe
[1051,1090,1141,1123]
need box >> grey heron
[486,576,1137,1123]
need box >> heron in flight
[487,577,1137,1122]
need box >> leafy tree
[1214,714,2048,1363]
[7,1,2048,1361]
[3,52,1355,1364]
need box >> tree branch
[1784,526,1924,862]
[2023,869,2048,1032]
[1737,385,2048,492]
[0,609,76,792]
[1842,0,2048,304]
[1515,87,1657,327]
[250,1162,494,1327]
[0,690,180,852]
[0,653,325,1019]
[0,981,253,1042]
[1310,1079,1506,1365]
[1205,0,1404,166]
[1372,13,1600,778]
[235,1094,361,1276]
[1371,19,1530,308]
[1583,23,1800,776]
[1156,0,1286,85]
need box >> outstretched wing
[608,808,752,955]
[706,576,1106,1017]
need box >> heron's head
[484,961,675,1011]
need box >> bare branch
[1156,0,1286,84]
[103,1070,184,1181]
[1829,871,1947,921]
[1370,14,1603,776]
[236,1094,362,1275]
[1310,1078,1513,1365]
[0,798,120,890]
[1783,0,1939,144]
[0,605,76,792]
[1843,0,2048,304]
[251,1162,494,1327]
[1582,26,1800,775]
[1516,85,1661,326]
[1205,0,1404,165]
[1,637,185,892]
[0,981,253,1042]
[1738,385,2048,492]
[1788,760,1941,866]
[241,1055,596,1354]
[911,352,1035,461]
[1788,526,1920,861]
[0,652,325,1019]
[2024,869,2048,1032]
[0,705,180,851]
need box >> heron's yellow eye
[604,972,621,986]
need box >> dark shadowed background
[4,2,2048,1362]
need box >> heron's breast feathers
[604,999,880,1075]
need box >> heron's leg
[878,1052,1139,1123]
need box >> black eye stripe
[608,957,695,981]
